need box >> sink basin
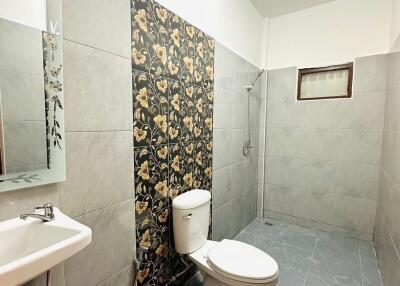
[0,208,92,286]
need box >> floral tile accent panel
[194,30,215,89]
[168,80,195,144]
[169,142,194,199]
[132,0,214,285]
[194,86,213,141]
[193,140,213,190]
[168,14,196,83]
[136,206,169,284]
[134,145,169,220]
[132,0,170,77]
[134,145,170,284]
[133,70,169,147]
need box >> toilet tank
[172,189,211,254]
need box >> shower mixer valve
[243,140,253,156]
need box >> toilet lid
[207,239,278,282]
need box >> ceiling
[250,0,336,18]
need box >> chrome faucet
[20,203,55,222]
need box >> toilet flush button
[183,213,193,219]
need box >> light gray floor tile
[217,219,382,286]
[234,218,280,251]
[309,238,362,286]
[359,240,380,270]
[276,223,318,251]
[241,218,281,239]
[304,273,342,286]
[235,230,274,252]
[307,254,362,286]
[359,241,383,286]
[362,272,383,286]
[316,231,360,264]
[268,243,313,286]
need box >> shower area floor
[186,218,383,286]
[235,219,383,286]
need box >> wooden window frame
[297,63,353,101]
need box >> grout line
[378,268,384,286]
[65,129,132,133]
[265,210,373,240]
[372,241,384,286]
[63,38,131,60]
[359,240,365,286]
[0,67,43,77]
[72,198,133,219]
[265,154,381,168]
[266,126,384,132]
[4,120,46,122]
[96,263,133,286]
[302,239,318,286]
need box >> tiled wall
[212,42,263,240]
[374,37,400,286]
[0,18,47,173]
[264,55,387,240]
[131,0,214,285]
[0,0,135,285]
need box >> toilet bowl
[189,240,278,286]
[172,190,279,286]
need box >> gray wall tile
[214,86,234,105]
[214,43,235,90]
[213,103,232,129]
[99,264,135,286]
[265,55,386,237]
[63,200,135,286]
[334,129,382,165]
[333,163,380,200]
[213,42,262,239]
[230,129,246,164]
[212,129,232,170]
[230,195,246,237]
[60,131,133,218]
[353,54,388,94]
[62,0,131,58]
[212,203,230,241]
[25,263,65,286]
[212,167,231,210]
[230,162,246,199]
[0,184,60,221]
[63,40,132,132]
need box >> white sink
[0,208,92,286]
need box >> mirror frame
[0,1,65,192]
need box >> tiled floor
[185,218,383,286]
[234,219,383,286]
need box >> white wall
[266,0,392,69]
[391,0,400,48]
[0,0,46,31]
[156,0,264,67]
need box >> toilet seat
[207,240,279,284]
[189,240,279,285]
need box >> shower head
[243,69,265,92]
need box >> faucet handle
[35,203,54,218]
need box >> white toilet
[172,189,279,286]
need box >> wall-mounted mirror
[0,0,64,192]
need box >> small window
[297,63,353,101]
